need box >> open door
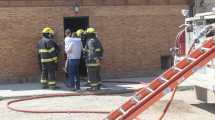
[64,16,89,78]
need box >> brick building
[0,0,192,83]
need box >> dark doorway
[64,16,89,78]
[64,16,89,33]
[160,55,173,70]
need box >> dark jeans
[68,59,80,89]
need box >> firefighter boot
[49,85,60,90]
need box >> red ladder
[104,37,215,120]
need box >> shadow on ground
[191,103,215,114]
[0,78,153,98]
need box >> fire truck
[175,11,215,102]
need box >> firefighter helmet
[86,28,96,33]
[42,27,54,34]
[76,29,84,37]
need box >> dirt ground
[0,89,215,120]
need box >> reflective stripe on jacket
[37,37,60,70]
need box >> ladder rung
[145,87,154,93]
[201,47,210,52]
[159,77,168,82]
[186,57,196,62]
[119,108,126,114]
[173,66,183,72]
[131,95,140,103]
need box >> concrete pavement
[0,76,196,99]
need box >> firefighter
[76,29,88,79]
[77,29,86,48]
[37,27,60,90]
[76,29,85,38]
[84,28,103,90]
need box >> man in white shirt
[64,29,82,91]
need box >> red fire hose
[6,80,179,120]
[7,80,144,114]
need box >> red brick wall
[91,6,187,77]
[0,3,188,82]
[0,0,192,7]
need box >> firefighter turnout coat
[37,37,60,71]
[85,37,103,66]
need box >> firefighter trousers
[40,70,56,87]
[87,66,101,87]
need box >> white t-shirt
[64,36,82,59]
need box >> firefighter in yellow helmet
[76,29,85,38]
[76,29,88,79]
[84,27,103,90]
[37,27,60,89]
